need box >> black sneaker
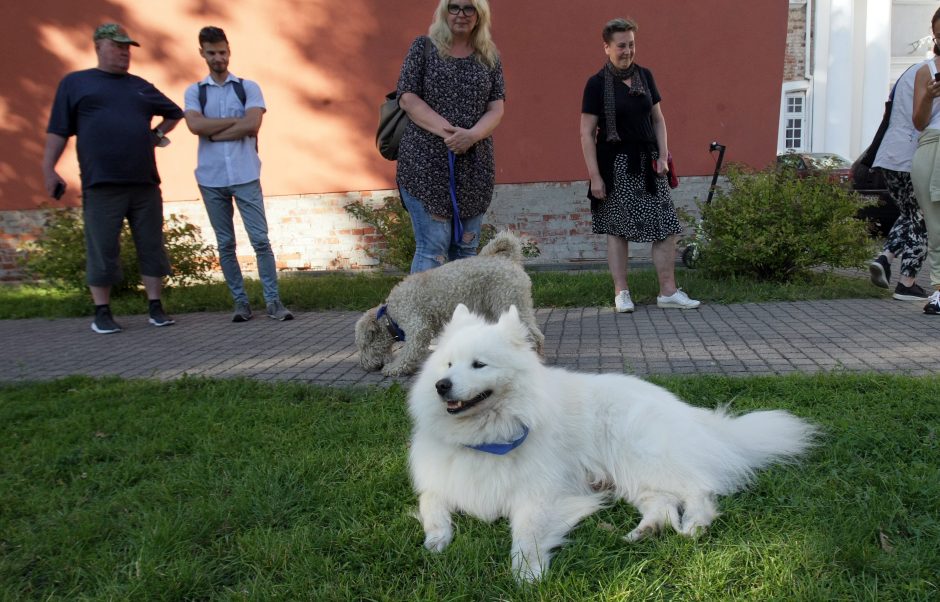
[91,307,122,334]
[148,303,176,327]
[893,282,929,301]
[869,255,891,289]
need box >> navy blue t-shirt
[47,69,184,188]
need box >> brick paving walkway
[3,296,940,385]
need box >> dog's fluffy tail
[706,407,818,494]
[479,230,524,263]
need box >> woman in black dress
[396,0,505,273]
[579,17,699,312]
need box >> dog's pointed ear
[497,305,521,326]
[496,305,529,347]
[441,303,479,338]
[452,303,471,320]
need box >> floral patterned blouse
[395,36,505,219]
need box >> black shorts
[82,184,172,286]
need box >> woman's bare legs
[651,234,679,297]
[607,235,630,293]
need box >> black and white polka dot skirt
[592,152,682,242]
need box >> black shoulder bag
[376,37,433,160]
[851,69,911,188]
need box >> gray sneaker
[266,300,294,321]
[232,302,253,323]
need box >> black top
[581,65,661,148]
[395,37,505,219]
[581,65,662,201]
[47,69,184,188]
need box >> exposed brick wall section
[0,211,47,282]
[784,3,808,81]
[0,178,714,281]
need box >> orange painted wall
[1,0,785,211]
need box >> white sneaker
[657,288,701,309]
[614,290,635,313]
[924,290,940,315]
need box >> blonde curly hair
[428,0,499,68]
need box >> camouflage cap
[93,23,140,47]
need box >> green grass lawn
[0,268,886,319]
[2,374,937,600]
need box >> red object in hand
[652,154,679,189]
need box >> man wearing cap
[183,26,293,323]
[42,23,184,334]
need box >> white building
[780,0,938,159]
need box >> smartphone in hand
[933,72,940,82]
[52,182,65,200]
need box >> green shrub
[696,165,874,281]
[19,207,217,294]
[344,196,415,272]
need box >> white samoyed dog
[407,304,818,582]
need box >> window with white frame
[784,91,806,151]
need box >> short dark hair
[602,18,638,43]
[198,26,228,46]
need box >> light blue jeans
[400,188,484,274]
[199,180,280,304]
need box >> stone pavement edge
[3,297,940,385]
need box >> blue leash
[447,150,463,245]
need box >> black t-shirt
[47,69,184,188]
[581,65,662,151]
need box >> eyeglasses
[447,4,477,17]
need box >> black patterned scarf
[603,61,650,142]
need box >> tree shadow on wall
[276,0,430,191]
[0,0,240,214]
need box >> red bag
[653,153,679,189]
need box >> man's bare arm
[184,110,239,136]
[42,133,68,198]
[209,107,265,141]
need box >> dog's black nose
[436,378,452,396]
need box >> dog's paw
[381,364,414,377]
[624,525,656,543]
[423,528,453,553]
[678,519,710,539]
[512,555,545,583]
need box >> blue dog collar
[376,304,406,341]
[466,425,530,455]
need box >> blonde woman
[396,0,505,273]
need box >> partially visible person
[183,26,292,322]
[43,23,182,334]
[868,60,929,301]
[911,7,940,314]
[395,0,505,273]
[579,18,699,313]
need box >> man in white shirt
[183,26,292,322]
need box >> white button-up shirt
[184,73,265,187]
